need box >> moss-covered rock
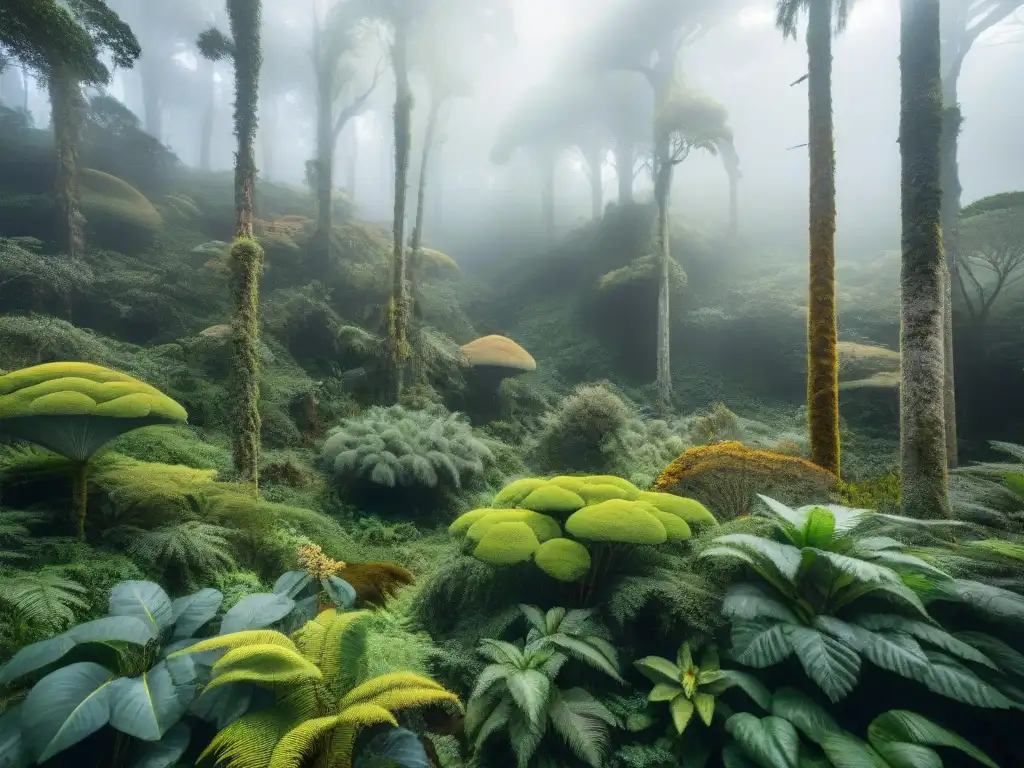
[564,499,667,545]
[518,485,586,516]
[472,521,540,565]
[533,537,591,582]
[464,509,561,543]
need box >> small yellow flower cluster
[296,543,346,580]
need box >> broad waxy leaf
[22,662,118,763]
[170,588,223,640]
[272,571,313,598]
[220,592,296,634]
[109,657,197,741]
[670,695,695,735]
[731,621,795,668]
[867,710,998,768]
[0,615,155,684]
[919,651,1017,709]
[505,668,550,724]
[355,727,430,768]
[819,731,890,768]
[802,507,836,549]
[955,631,1024,678]
[188,680,256,729]
[726,713,801,768]
[109,581,174,635]
[769,687,839,744]
[322,575,357,609]
[634,656,683,687]
[128,721,192,768]
[785,626,860,703]
[0,705,27,768]
[704,670,772,710]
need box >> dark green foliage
[534,383,635,476]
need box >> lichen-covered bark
[653,140,674,410]
[48,66,86,261]
[229,237,263,483]
[899,0,951,518]
[939,103,963,468]
[805,0,840,477]
[388,14,413,403]
[226,0,264,484]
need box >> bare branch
[332,51,386,138]
[790,73,808,86]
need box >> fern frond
[268,714,343,768]
[127,520,236,578]
[199,709,299,768]
[172,629,297,657]
[341,671,448,707]
[206,644,324,691]
[316,609,370,688]
[0,570,88,631]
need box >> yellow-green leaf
[670,696,696,735]
[648,683,683,703]
[694,692,715,726]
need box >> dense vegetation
[1,1,1024,768]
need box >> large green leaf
[170,588,223,640]
[785,626,860,703]
[22,662,118,763]
[188,680,255,729]
[802,507,836,550]
[206,644,323,691]
[867,710,998,768]
[0,705,27,768]
[954,631,1024,678]
[726,713,800,768]
[547,687,614,768]
[818,731,890,768]
[731,621,795,668]
[544,635,624,682]
[0,615,155,684]
[109,581,173,635]
[769,688,839,744]
[634,656,683,687]
[128,721,191,768]
[723,584,801,624]
[855,616,997,669]
[219,592,295,634]
[710,535,802,582]
[936,579,1024,625]
[813,617,928,680]
[703,670,772,710]
[918,651,1017,709]
[810,550,900,586]
[109,657,197,741]
[272,571,312,598]
[518,604,547,634]
[505,668,551,725]
[354,727,429,768]
[321,575,357,609]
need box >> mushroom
[0,362,188,539]
[460,334,536,390]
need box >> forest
[1,0,1023,767]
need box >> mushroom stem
[72,460,88,540]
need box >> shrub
[321,405,499,518]
[653,441,840,520]
[534,383,635,475]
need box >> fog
[14,0,1022,258]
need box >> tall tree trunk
[346,125,358,199]
[227,0,265,487]
[410,92,441,322]
[48,68,86,261]
[199,59,215,172]
[899,0,951,518]
[140,54,163,142]
[805,0,841,477]
[653,141,674,409]
[615,139,635,204]
[388,16,413,403]
[939,75,964,469]
[22,65,30,112]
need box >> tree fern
[0,570,88,632]
[125,520,236,583]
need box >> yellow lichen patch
[472,521,540,565]
[534,538,592,582]
[449,508,504,537]
[492,478,546,508]
[578,483,637,505]
[652,441,838,521]
[465,509,561,543]
[460,335,536,372]
[519,485,586,516]
[565,500,667,545]
[297,543,346,580]
[637,491,718,527]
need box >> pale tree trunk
[410,92,441,318]
[899,0,951,519]
[615,139,635,204]
[388,15,413,402]
[48,68,87,261]
[718,137,741,239]
[805,0,841,477]
[653,139,674,409]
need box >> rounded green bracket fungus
[0,362,188,539]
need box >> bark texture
[388,15,413,402]
[410,92,441,321]
[899,0,951,518]
[939,102,963,469]
[805,0,841,477]
[48,67,86,261]
[653,139,674,410]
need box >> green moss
[637,491,718,527]
[578,482,637,505]
[533,537,591,582]
[585,475,641,494]
[637,502,691,541]
[564,500,667,545]
[545,475,586,492]
[464,509,561,543]
[448,508,501,537]
[492,477,546,507]
[472,521,540,565]
[519,485,586,516]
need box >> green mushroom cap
[636,502,692,541]
[472,521,540,565]
[545,475,587,492]
[449,508,504,537]
[0,362,188,462]
[578,482,637,505]
[533,538,592,582]
[465,509,561,543]
[584,475,640,495]
[519,484,586,516]
[492,477,547,508]
[565,499,667,545]
[637,491,718,527]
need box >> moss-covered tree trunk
[227,0,264,485]
[899,0,951,518]
[804,0,840,477]
[388,13,413,403]
[409,90,441,324]
[48,66,86,261]
[653,140,674,410]
[939,99,963,469]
